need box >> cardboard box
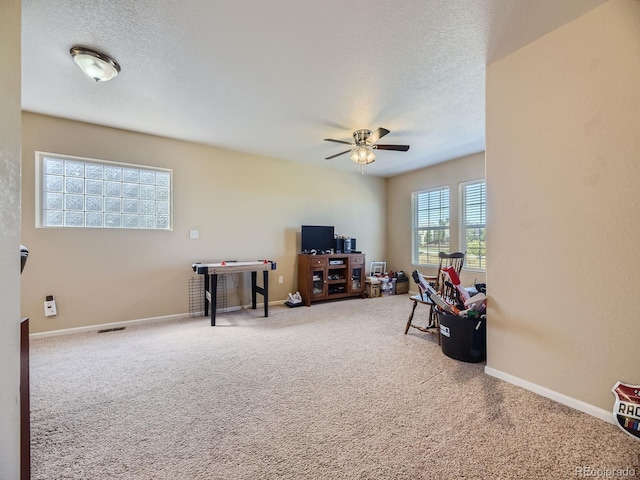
[365,278,381,298]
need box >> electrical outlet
[278,276,284,284]
[44,295,57,317]
[189,229,199,239]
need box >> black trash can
[438,312,486,363]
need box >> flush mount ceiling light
[70,46,120,82]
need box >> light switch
[189,229,199,239]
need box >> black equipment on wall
[20,245,28,273]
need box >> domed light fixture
[70,46,120,82]
[350,145,376,165]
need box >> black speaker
[334,238,344,253]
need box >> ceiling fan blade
[325,149,352,160]
[375,144,410,152]
[368,127,390,144]
[324,138,353,145]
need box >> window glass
[37,152,172,230]
[411,187,450,265]
[460,180,486,270]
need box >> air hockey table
[192,260,276,326]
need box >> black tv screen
[301,225,334,252]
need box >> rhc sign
[612,381,640,441]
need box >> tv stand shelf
[298,253,365,306]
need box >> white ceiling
[22,0,606,177]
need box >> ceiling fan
[324,127,410,165]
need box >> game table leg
[209,274,218,326]
[263,269,269,317]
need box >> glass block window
[36,152,172,230]
[411,186,450,265]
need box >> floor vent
[96,327,126,334]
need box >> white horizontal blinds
[412,186,450,265]
[460,179,486,270]
[40,153,171,229]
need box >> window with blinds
[411,186,450,265]
[36,152,172,230]
[459,179,486,270]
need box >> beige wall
[386,152,486,287]
[486,0,640,411]
[21,113,386,333]
[0,0,22,477]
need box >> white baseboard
[484,366,614,425]
[30,313,190,339]
[30,300,288,339]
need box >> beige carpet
[29,295,640,479]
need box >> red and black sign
[612,381,640,441]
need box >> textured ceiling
[21,0,606,177]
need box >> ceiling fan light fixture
[350,146,375,165]
[70,46,120,82]
[324,127,407,164]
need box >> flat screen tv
[301,225,335,252]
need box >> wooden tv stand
[297,253,365,306]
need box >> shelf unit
[298,253,365,306]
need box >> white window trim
[35,151,173,230]
[411,186,450,266]
[459,179,486,272]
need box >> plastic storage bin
[438,312,486,363]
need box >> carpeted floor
[29,295,640,479]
